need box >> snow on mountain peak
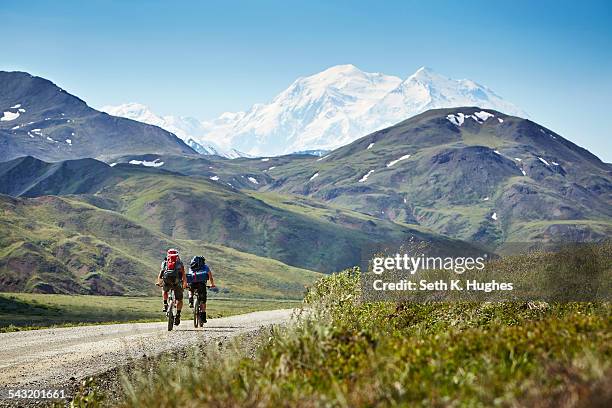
[101,65,527,158]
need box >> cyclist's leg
[174,284,184,324]
[200,284,207,311]
[175,284,184,311]
[162,285,169,311]
[199,284,207,322]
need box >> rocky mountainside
[0,71,196,162]
[103,65,526,157]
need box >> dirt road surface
[0,309,293,390]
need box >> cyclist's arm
[181,264,188,288]
[156,261,165,284]
[208,267,215,287]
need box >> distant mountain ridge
[102,65,527,157]
[0,71,196,162]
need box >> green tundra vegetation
[112,245,610,407]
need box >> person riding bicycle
[156,248,188,325]
[187,256,215,323]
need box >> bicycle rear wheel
[193,296,200,328]
[167,308,174,331]
[167,291,174,331]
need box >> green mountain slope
[0,194,321,298]
[0,156,482,274]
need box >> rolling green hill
[0,156,483,276]
[0,194,321,297]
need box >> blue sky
[2,0,611,160]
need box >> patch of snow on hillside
[474,111,494,122]
[210,175,219,181]
[491,212,498,221]
[129,159,164,167]
[367,143,374,150]
[309,172,319,181]
[11,125,20,130]
[65,139,72,145]
[538,157,550,166]
[387,154,411,167]
[521,169,527,176]
[1,111,19,121]
[317,155,329,162]
[551,161,559,166]
[483,197,490,201]
[31,129,42,135]
[267,166,276,171]
[46,137,55,142]
[10,104,21,109]
[109,163,117,167]
[248,177,259,184]
[358,169,375,182]
[514,157,522,162]
[447,111,496,126]
[494,150,501,155]
[447,113,465,126]
[498,118,504,123]
[261,158,270,162]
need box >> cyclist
[156,248,188,325]
[187,256,216,323]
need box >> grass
[108,245,611,407]
[0,292,299,332]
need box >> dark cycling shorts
[189,282,207,304]
[163,282,184,301]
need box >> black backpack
[190,256,206,272]
[163,259,181,285]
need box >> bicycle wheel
[167,308,174,331]
[193,296,199,328]
[167,291,174,331]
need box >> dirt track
[0,309,293,391]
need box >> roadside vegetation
[0,293,299,332]
[112,263,610,407]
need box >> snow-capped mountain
[98,103,228,157]
[364,67,527,131]
[102,65,527,157]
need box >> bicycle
[166,288,177,331]
[193,285,212,328]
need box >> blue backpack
[187,256,209,284]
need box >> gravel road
[0,308,293,391]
